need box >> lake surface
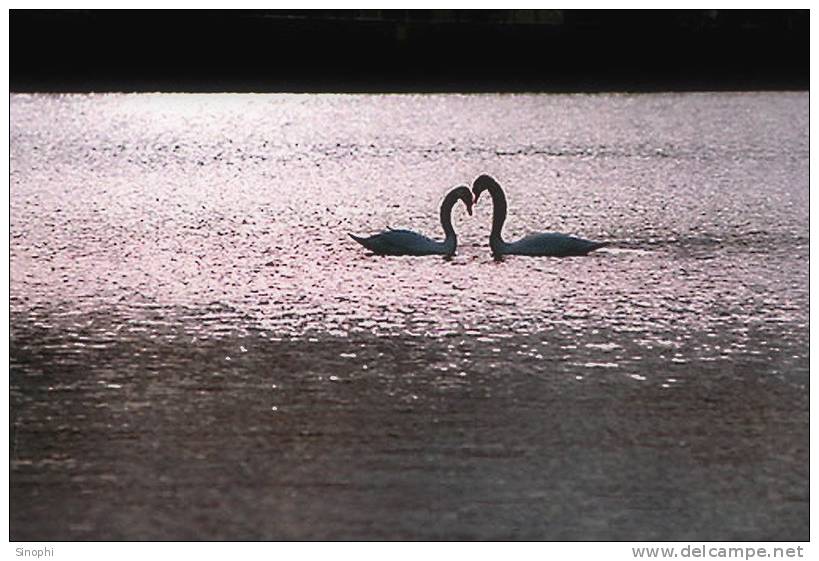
[10,92,809,540]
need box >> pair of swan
[350,174,608,257]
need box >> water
[10,92,808,540]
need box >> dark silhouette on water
[473,174,609,258]
[350,186,473,256]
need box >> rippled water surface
[10,92,808,540]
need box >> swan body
[473,174,608,257]
[349,228,451,256]
[350,186,473,256]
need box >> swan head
[472,174,500,204]
[452,185,473,216]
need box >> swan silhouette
[350,186,473,256]
[473,174,608,257]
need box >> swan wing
[508,232,608,257]
[350,229,444,255]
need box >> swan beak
[463,197,473,215]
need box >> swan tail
[349,233,374,249]
[350,233,393,254]
[584,241,610,254]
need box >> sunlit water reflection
[10,92,808,540]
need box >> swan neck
[440,192,458,241]
[487,183,507,244]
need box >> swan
[472,174,608,257]
[349,186,473,256]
